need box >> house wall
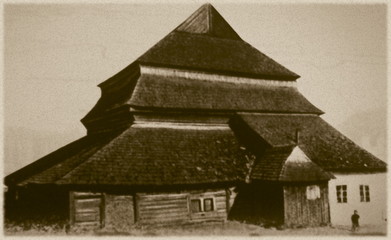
[328,172,387,226]
[136,192,189,225]
[70,188,230,228]
[70,192,103,227]
[137,189,228,225]
[283,183,330,227]
[104,194,135,230]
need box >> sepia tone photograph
[3,0,387,236]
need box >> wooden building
[5,4,386,230]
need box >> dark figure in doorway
[351,210,360,232]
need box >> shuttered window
[203,198,214,212]
[336,185,347,203]
[190,199,202,213]
[190,197,215,213]
[360,185,370,202]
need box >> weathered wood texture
[71,189,229,227]
[188,190,228,222]
[70,192,103,227]
[283,183,330,227]
[137,193,189,224]
[137,189,228,225]
[104,194,135,230]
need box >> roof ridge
[175,3,242,40]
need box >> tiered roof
[129,74,321,113]
[81,4,314,129]
[5,4,386,188]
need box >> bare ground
[4,220,387,236]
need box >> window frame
[190,199,202,213]
[336,185,348,203]
[360,185,370,202]
[189,195,216,213]
[203,198,214,212]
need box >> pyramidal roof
[251,146,335,182]
[138,4,300,80]
[175,3,242,40]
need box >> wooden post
[133,193,140,223]
[225,188,231,213]
[187,194,191,220]
[100,193,106,228]
[69,191,74,226]
[295,129,300,145]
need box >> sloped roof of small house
[251,146,334,182]
[4,134,117,186]
[128,74,323,114]
[234,113,386,172]
[8,125,249,187]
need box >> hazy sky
[4,1,387,171]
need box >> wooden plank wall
[137,189,228,225]
[283,183,330,227]
[137,192,190,225]
[70,188,230,228]
[70,192,103,227]
[188,190,228,223]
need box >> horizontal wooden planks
[137,192,189,224]
[70,189,230,227]
[71,192,103,226]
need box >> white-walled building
[329,172,387,226]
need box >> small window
[306,185,320,200]
[360,185,370,202]
[190,199,201,213]
[336,185,347,203]
[204,198,214,212]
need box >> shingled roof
[81,4,307,129]
[138,4,299,80]
[235,113,386,172]
[4,134,117,186]
[57,126,247,186]
[12,125,249,187]
[129,74,323,114]
[175,3,242,40]
[251,146,334,182]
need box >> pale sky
[3,1,387,172]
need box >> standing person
[351,210,360,232]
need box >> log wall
[188,189,228,223]
[71,188,230,228]
[283,183,330,227]
[70,192,103,227]
[137,193,189,225]
[137,189,228,225]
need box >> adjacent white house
[329,172,386,226]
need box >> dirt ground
[4,220,387,236]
